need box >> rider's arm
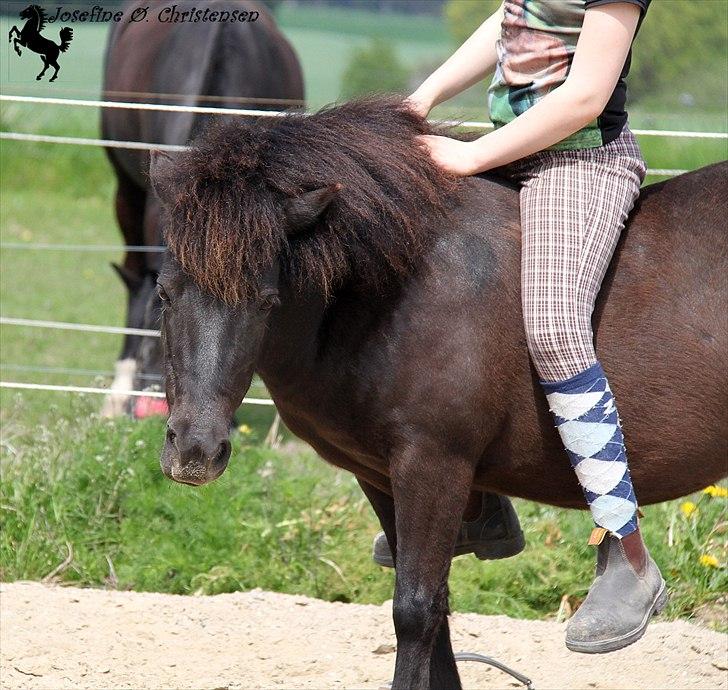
[419,3,642,175]
[407,3,504,116]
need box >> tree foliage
[444,0,501,46]
[630,0,727,108]
[340,39,409,99]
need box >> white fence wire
[2,94,728,138]
[0,94,292,119]
[1,363,161,381]
[0,317,160,338]
[0,131,692,176]
[0,381,275,406]
[0,131,188,152]
[4,93,723,177]
[0,242,165,252]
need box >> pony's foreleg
[389,442,474,690]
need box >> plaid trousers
[504,127,647,382]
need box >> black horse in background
[101,0,304,416]
[8,5,73,81]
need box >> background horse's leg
[389,443,475,690]
[101,172,147,417]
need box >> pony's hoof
[49,77,57,82]
[36,76,42,81]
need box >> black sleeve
[585,0,650,15]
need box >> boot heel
[652,583,669,616]
[472,531,526,561]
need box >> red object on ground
[134,396,169,418]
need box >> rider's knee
[523,317,593,380]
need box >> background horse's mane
[159,96,463,304]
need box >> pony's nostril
[166,427,177,447]
[213,440,231,466]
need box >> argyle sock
[541,361,639,538]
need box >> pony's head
[150,96,463,485]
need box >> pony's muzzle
[161,424,231,486]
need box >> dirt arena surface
[1,581,726,690]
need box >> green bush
[340,38,409,99]
[444,0,501,45]
[630,0,728,109]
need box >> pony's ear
[284,184,341,234]
[111,262,143,292]
[149,150,177,207]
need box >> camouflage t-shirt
[487,0,650,150]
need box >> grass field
[2,399,727,627]
[1,4,726,627]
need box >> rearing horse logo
[8,5,73,82]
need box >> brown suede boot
[566,528,667,653]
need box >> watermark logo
[8,4,73,82]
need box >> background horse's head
[150,97,462,485]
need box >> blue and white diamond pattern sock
[541,361,639,538]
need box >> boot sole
[565,579,669,654]
[373,530,526,568]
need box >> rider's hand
[404,89,435,119]
[416,134,482,177]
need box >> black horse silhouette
[8,5,73,82]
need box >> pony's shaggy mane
[158,96,464,304]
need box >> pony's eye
[259,293,280,311]
[157,284,170,303]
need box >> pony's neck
[256,282,394,396]
[256,287,327,388]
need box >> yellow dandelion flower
[699,554,720,568]
[238,423,253,435]
[680,501,697,518]
[702,485,728,498]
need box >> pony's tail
[58,27,73,52]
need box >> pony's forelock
[160,96,463,304]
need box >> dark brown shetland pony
[150,97,727,690]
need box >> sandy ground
[1,582,726,690]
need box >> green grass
[1,401,726,627]
[1,3,726,626]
